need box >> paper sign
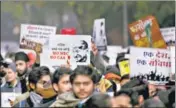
[20,24,56,48]
[160,27,175,46]
[128,15,167,48]
[119,60,130,77]
[92,18,107,51]
[1,93,21,107]
[40,35,91,71]
[130,47,171,85]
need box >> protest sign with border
[130,47,171,85]
[20,24,56,50]
[92,18,107,51]
[40,35,91,71]
[128,15,167,49]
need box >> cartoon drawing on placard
[72,40,89,63]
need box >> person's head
[52,67,72,94]
[84,93,112,108]
[15,52,29,76]
[5,63,17,83]
[70,66,98,100]
[113,90,132,107]
[73,40,88,62]
[28,66,56,98]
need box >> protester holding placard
[1,63,22,107]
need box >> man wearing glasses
[12,66,57,107]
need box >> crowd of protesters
[0,41,175,108]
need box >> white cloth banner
[130,47,171,85]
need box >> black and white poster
[92,18,107,51]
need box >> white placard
[40,35,91,71]
[20,24,56,47]
[130,47,171,85]
[160,27,175,46]
[1,93,21,107]
[92,18,107,51]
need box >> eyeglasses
[38,81,51,89]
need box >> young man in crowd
[1,63,21,92]
[52,67,72,94]
[12,66,57,107]
[15,52,31,93]
[50,66,98,107]
[1,63,22,107]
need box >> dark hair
[83,93,111,108]
[116,52,128,69]
[52,67,71,84]
[81,40,88,50]
[114,89,139,106]
[28,66,51,85]
[70,66,99,84]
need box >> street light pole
[123,1,129,47]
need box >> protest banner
[92,18,107,51]
[1,93,21,107]
[160,27,175,46]
[128,15,167,49]
[40,35,91,71]
[130,47,171,85]
[118,60,130,77]
[20,24,56,50]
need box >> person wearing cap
[15,51,31,93]
[1,63,22,107]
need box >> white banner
[160,27,175,46]
[92,18,107,51]
[20,24,56,47]
[40,35,91,71]
[130,47,171,85]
